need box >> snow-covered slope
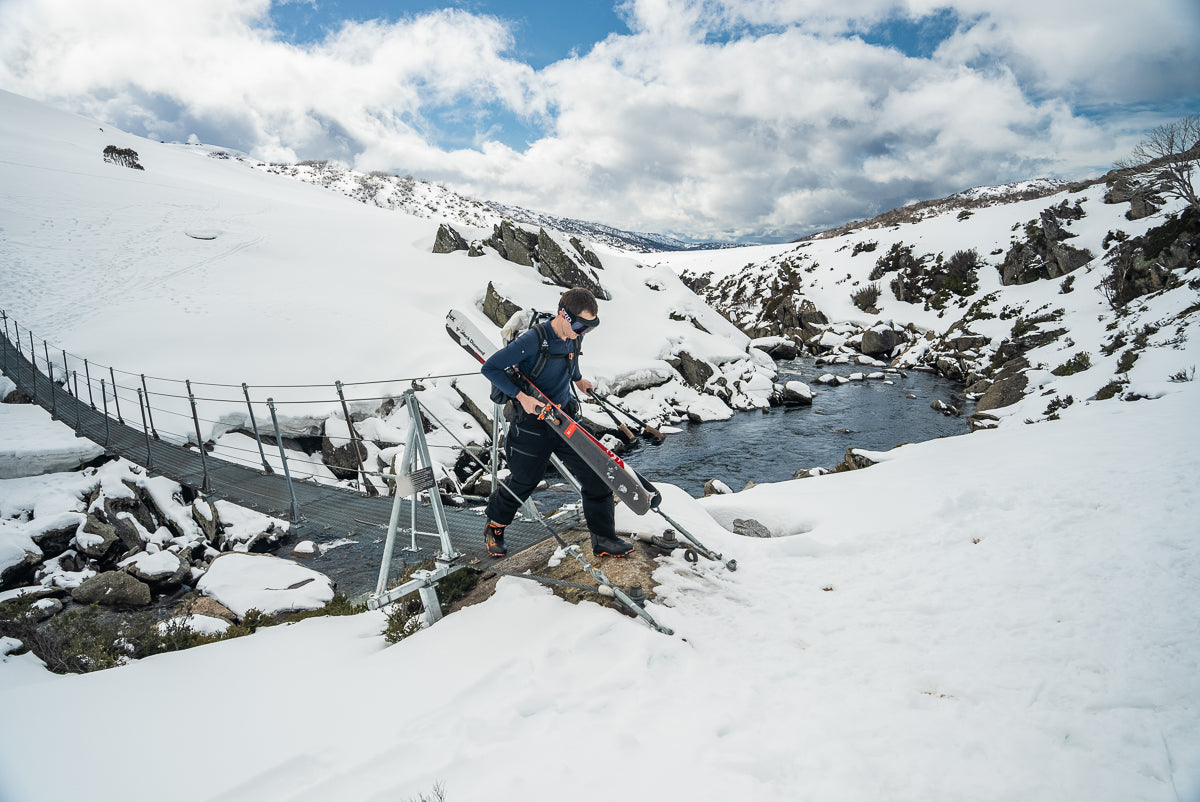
[0,88,773,458]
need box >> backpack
[489,309,582,405]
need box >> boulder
[975,373,1028,411]
[120,550,190,588]
[482,282,522,328]
[75,515,120,560]
[703,479,732,496]
[667,351,715,389]
[860,328,898,358]
[0,549,41,591]
[321,418,367,482]
[175,595,238,622]
[535,229,610,300]
[775,381,813,406]
[732,518,772,538]
[486,220,538,266]
[569,236,604,270]
[969,411,1001,432]
[31,522,79,561]
[432,223,468,253]
[71,571,151,607]
[836,449,877,472]
[196,553,335,618]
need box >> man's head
[558,287,598,317]
[556,287,599,338]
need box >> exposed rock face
[321,420,368,482]
[860,328,899,358]
[1001,207,1094,285]
[536,229,610,300]
[486,221,538,266]
[76,515,119,560]
[482,282,522,328]
[836,449,878,471]
[732,518,772,538]
[667,351,715,389]
[432,223,468,253]
[570,237,604,270]
[1,550,41,591]
[975,358,1030,411]
[1104,176,1164,221]
[71,571,152,607]
[31,523,78,561]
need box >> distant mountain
[218,153,733,253]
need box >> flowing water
[307,357,972,598]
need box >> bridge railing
[0,307,489,518]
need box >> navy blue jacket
[482,323,581,406]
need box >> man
[480,287,634,559]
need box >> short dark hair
[559,287,598,316]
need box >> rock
[836,449,877,472]
[467,242,485,257]
[197,553,335,618]
[0,549,41,591]
[175,595,238,622]
[486,220,538,266]
[930,399,959,416]
[120,550,190,588]
[31,597,64,622]
[703,479,732,496]
[732,518,772,538]
[964,378,993,396]
[432,223,468,254]
[482,282,523,328]
[667,351,715,389]
[535,229,611,299]
[969,411,1001,432]
[860,328,898,358]
[292,540,321,558]
[975,373,1029,412]
[31,522,79,561]
[321,418,368,482]
[951,335,990,352]
[776,381,813,406]
[191,500,221,544]
[569,236,604,270]
[71,571,151,607]
[75,515,120,560]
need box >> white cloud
[1,0,1197,240]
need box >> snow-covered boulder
[196,553,334,619]
[71,571,151,607]
[119,550,190,588]
[774,380,813,406]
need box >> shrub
[102,145,144,170]
[1095,380,1126,400]
[1052,353,1093,376]
[1117,349,1139,374]
[851,282,881,312]
[851,240,878,256]
[1060,275,1076,294]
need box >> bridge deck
[0,331,559,598]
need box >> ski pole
[589,389,666,442]
[583,389,636,442]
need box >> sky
[1,0,1199,242]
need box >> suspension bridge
[0,308,567,602]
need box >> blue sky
[1,0,1198,241]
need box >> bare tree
[1117,115,1200,213]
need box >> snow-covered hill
[1,90,1198,802]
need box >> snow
[0,90,1198,801]
[0,393,105,479]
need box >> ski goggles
[562,309,600,334]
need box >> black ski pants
[485,415,615,540]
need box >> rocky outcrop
[975,358,1030,411]
[836,449,878,472]
[71,571,152,607]
[535,229,610,300]
[1104,176,1165,221]
[667,351,715,389]
[321,419,368,482]
[1001,205,1094,285]
[485,221,538,266]
[860,327,899,358]
[482,282,522,328]
[432,223,468,254]
[732,518,772,538]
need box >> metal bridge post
[267,398,301,523]
[28,331,37,404]
[84,360,95,408]
[109,366,124,424]
[100,379,111,446]
[186,380,211,493]
[335,380,377,497]
[138,388,153,469]
[47,358,57,420]
[73,372,81,431]
[141,375,159,439]
[241,383,273,474]
[0,313,8,380]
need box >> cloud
[1,0,1198,241]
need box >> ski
[446,309,661,515]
